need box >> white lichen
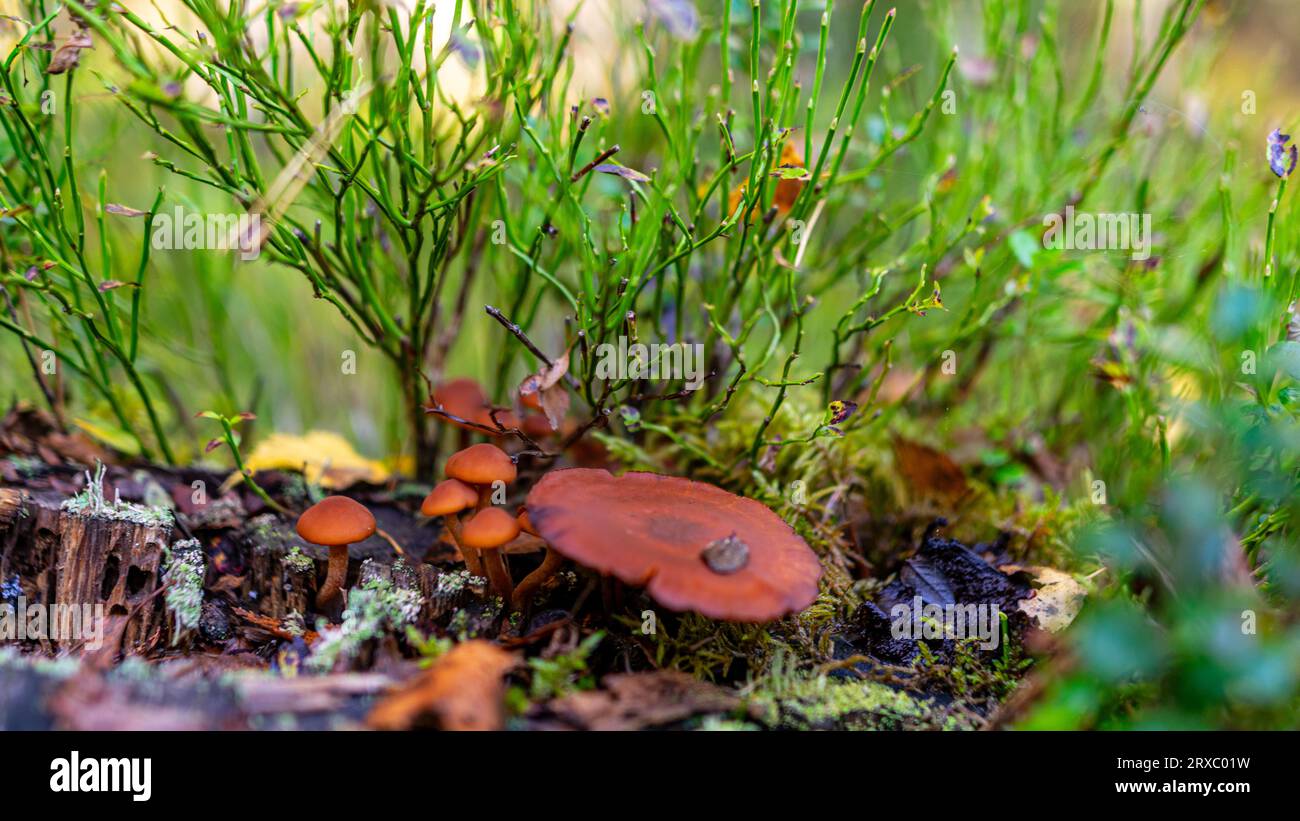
[306,576,421,673]
[61,462,173,528]
[434,568,484,597]
[162,539,204,641]
[283,546,314,574]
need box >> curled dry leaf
[366,640,518,731]
[519,352,570,430]
[0,403,110,467]
[46,27,93,75]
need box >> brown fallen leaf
[892,436,970,500]
[0,403,111,467]
[366,640,518,730]
[546,671,742,731]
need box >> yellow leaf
[236,431,390,489]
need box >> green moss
[749,674,932,730]
[526,631,604,701]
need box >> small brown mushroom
[296,495,377,610]
[461,507,519,603]
[525,469,822,622]
[421,478,483,577]
[445,443,517,509]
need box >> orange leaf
[366,640,518,731]
[892,437,969,500]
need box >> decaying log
[0,487,23,530]
[54,510,171,653]
[1,489,174,654]
[238,514,318,621]
[0,491,63,621]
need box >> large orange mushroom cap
[296,495,377,545]
[421,478,479,517]
[525,469,822,622]
[445,443,517,486]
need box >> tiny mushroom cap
[525,469,822,622]
[445,443,517,486]
[461,507,521,549]
[296,495,377,545]
[516,507,539,537]
[421,478,479,517]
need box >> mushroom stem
[480,547,514,604]
[443,514,483,578]
[317,544,350,608]
[511,547,564,610]
[600,575,614,613]
[475,486,491,512]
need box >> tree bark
[1,491,172,654]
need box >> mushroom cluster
[422,443,521,605]
[289,382,824,630]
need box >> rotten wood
[1,490,176,654]
[55,510,171,653]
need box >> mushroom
[516,508,538,537]
[296,495,377,610]
[421,478,483,577]
[444,443,517,510]
[431,378,517,437]
[525,469,822,622]
[510,507,565,610]
[461,507,519,603]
